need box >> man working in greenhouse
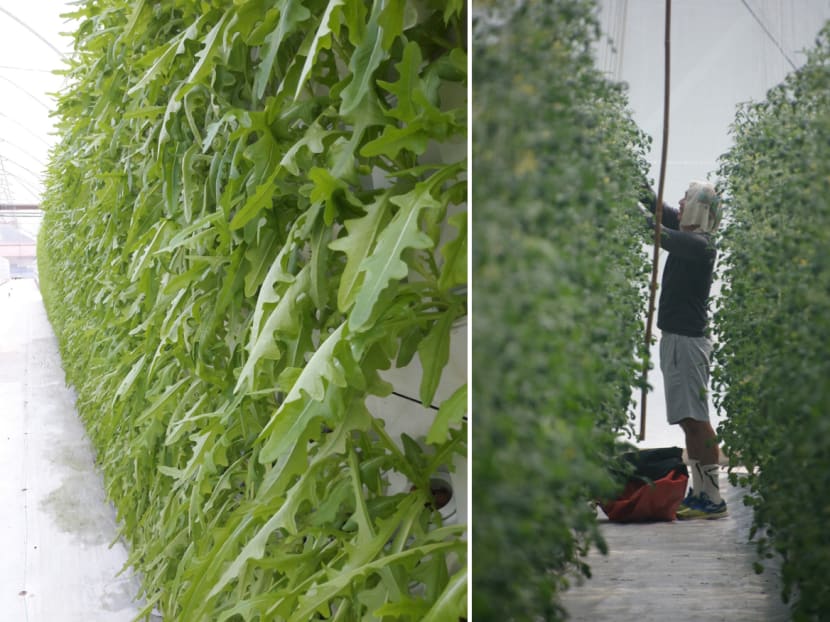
[640,180,727,520]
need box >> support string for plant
[640,0,671,442]
[391,390,440,411]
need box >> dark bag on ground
[599,447,689,523]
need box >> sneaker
[675,488,698,518]
[677,492,728,520]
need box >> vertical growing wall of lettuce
[472,1,650,620]
[715,24,830,620]
[37,1,467,619]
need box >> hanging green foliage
[471,0,650,620]
[38,0,467,619]
[715,22,830,620]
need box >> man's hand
[638,175,656,207]
[638,203,655,231]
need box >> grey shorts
[660,332,712,424]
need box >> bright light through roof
[0,3,74,204]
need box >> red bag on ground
[599,447,689,522]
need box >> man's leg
[662,333,726,517]
[679,417,725,515]
[680,418,718,466]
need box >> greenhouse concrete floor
[559,467,790,621]
[0,278,156,621]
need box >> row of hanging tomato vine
[472,0,650,619]
[714,22,830,621]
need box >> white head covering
[680,181,721,233]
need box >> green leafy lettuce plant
[37,0,467,619]
[714,22,830,620]
[471,0,650,619]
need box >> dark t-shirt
[641,190,717,338]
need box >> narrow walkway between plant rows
[0,278,157,620]
[560,468,790,621]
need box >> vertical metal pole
[639,0,672,442]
